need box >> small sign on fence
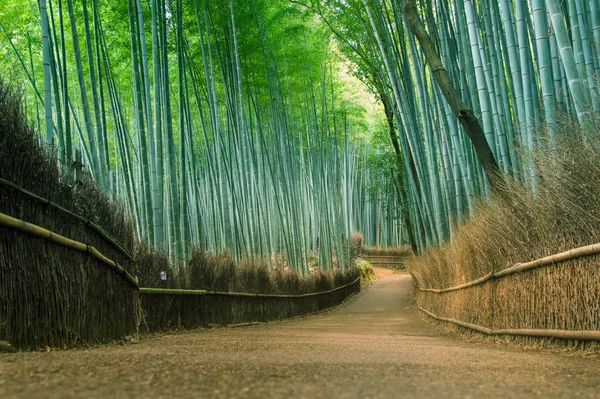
[159,271,167,281]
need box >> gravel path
[1,273,599,398]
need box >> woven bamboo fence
[138,278,360,331]
[1,108,138,349]
[1,91,140,350]
[0,210,139,349]
[0,196,361,347]
[415,244,600,344]
[0,207,361,348]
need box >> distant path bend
[1,274,599,398]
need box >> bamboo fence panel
[0,212,138,288]
[417,242,600,293]
[416,242,600,342]
[0,177,132,260]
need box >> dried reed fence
[138,277,360,331]
[138,248,360,330]
[0,176,133,260]
[1,204,361,347]
[0,77,138,349]
[409,125,600,350]
[414,243,600,345]
[0,212,138,288]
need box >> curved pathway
[1,273,599,398]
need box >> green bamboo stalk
[39,0,53,147]
[546,0,590,123]
[66,0,101,182]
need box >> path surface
[1,272,599,398]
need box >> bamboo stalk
[495,243,600,277]
[139,288,207,295]
[39,0,53,147]
[417,304,600,341]
[418,304,493,334]
[139,277,360,298]
[0,212,138,288]
[417,242,600,292]
[492,329,600,341]
[438,271,495,293]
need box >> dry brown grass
[408,117,600,349]
[139,247,359,295]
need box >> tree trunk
[380,89,419,254]
[402,0,503,190]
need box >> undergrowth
[408,115,600,351]
[409,117,600,289]
[138,247,359,295]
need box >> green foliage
[0,0,404,272]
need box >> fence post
[74,149,83,184]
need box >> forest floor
[1,268,599,398]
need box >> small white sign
[159,271,167,281]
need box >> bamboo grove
[3,0,599,264]
[0,0,405,271]
[305,0,600,253]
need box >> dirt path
[2,274,599,398]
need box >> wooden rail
[1,211,359,298]
[417,305,600,341]
[362,255,406,268]
[139,277,360,298]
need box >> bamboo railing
[362,255,406,268]
[0,211,139,288]
[416,242,600,341]
[418,305,600,341]
[0,177,133,260]
[417,242,600,293]
[1,210,360,299]
[139,277,360,298]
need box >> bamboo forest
[2,0,599,265]
[3,0,600,395]
[1,0,411,271]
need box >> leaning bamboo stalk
[495,243,600,277]
[418,304,493,334]
[425,271,495,293]
[0,177,133,260]
[139,288,207,295]
[0,212,138,288]
[417,242,600,292]
[417,304,600,341]
[139,277,360,298]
